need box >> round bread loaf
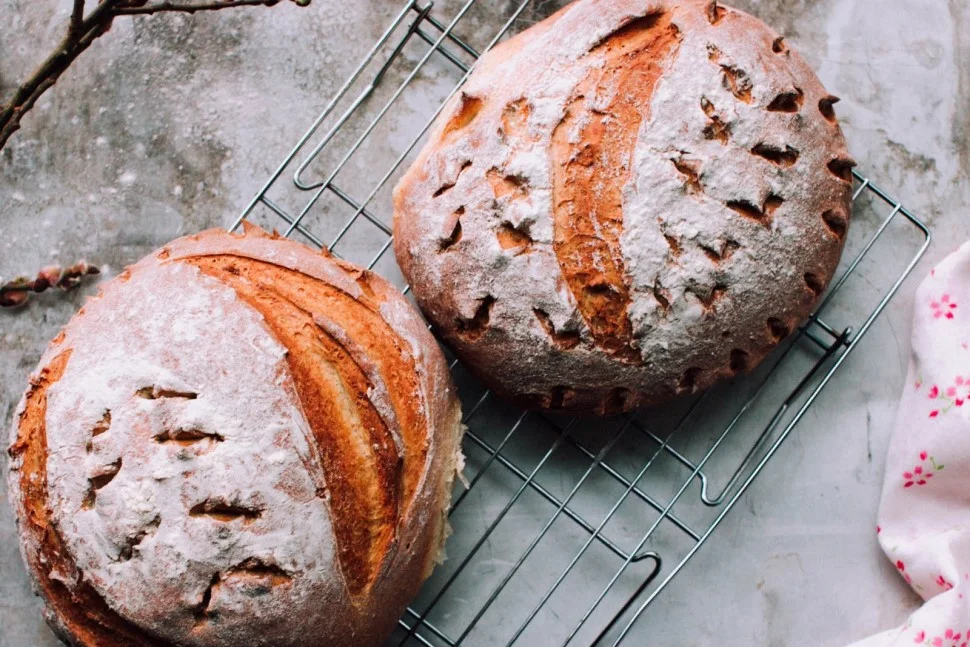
[393,0,855,414]
[6,225,463,647]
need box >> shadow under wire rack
[231,1,932,645]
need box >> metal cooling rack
[229,2,932,645]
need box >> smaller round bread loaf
[6,225,463,647]
[393,0,855,414]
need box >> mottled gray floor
[1,1,969,645]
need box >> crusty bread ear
[7,224,463,647]
[239,219,276,238]
[393,0,853,414]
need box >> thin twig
[0,0,311,310]
[1,262,101,308]
[0,0,309,151]
[69,0,86,38]
[0,0,120,149]
[115,0,290,14]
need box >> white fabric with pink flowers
[849,241,970,647]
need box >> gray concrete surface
[1,1,968,645]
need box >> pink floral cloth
[850,242,970,647]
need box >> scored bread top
[393,0,854,413]
[6,225,463,647]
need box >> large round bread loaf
[6,225,463,647]
[393,0,854,414]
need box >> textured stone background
[1,1,968,645]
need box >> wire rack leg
[504,419,685,646]
[398,418,577,644]
[451,417,641,643]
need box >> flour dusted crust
[393,0,854,413]
[6,225,463,647]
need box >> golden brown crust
[393,0,854,414]
[551,12,681,363]
[185,255,428,596]
[9,350,162,646]
[7,226,462,647]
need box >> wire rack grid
[230,2,932,645]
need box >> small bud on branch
[1,262,101,308]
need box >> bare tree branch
[0,0,310,151]
[69,0,86,38]
[114,0,298,15]
[0,0,311,311]
[1,262,100,308]
[0,0,118,150]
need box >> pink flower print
[903,452,945,488]
[931,294,958,319]
[921,628,967,647]
[928,377,970,417]
[937,575,955,591]
[897,560,913,584]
